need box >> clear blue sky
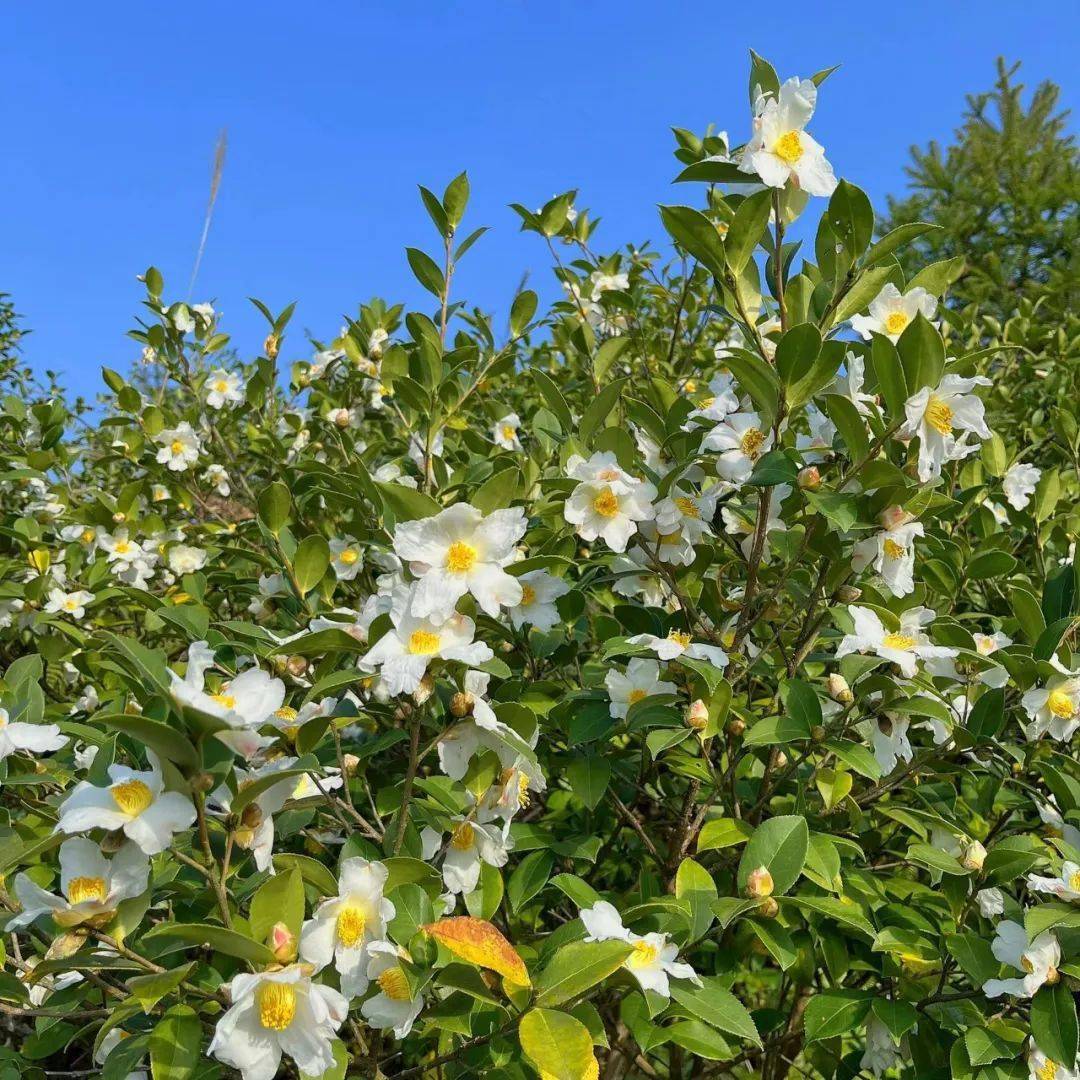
[3,1,1076,401]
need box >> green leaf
[510,290,538,336]
[149,1004,201,1080]
[724,349,780,424]
[1031,982,1078,1065]
[831,265,895,329]
[250,867,305,943]
[126,962,196,1014]
[747,450,798,488]
[535,939,634,1006]
[565,755,611,810]
[669,977,760,1044]
[376,482,441,521]
[293,535,330,595]
[696,817,754,853]
[725,189,773,273]
[743,714,810,746]
[804,990,872,1041]
[897,313,945,393]
[659,205,726,277]
[579,377,628,446]
[508,850,555,913]
[863,223,940,268]
[781,679,822,730]
[257,481,291,535]
[406,247,446,297]
[95,713,199,772]
[518,1008,597,1080]
[675,856,718,940]
[871,998,919,1040]
[825,393,869,461]
[464,861,504,921]
[142,923,275,965]
[472,466,521,514]
[737,815,809,896]
[442,171,470,229]
[531,367,574,434]
[870,334,907,419]
[826,180,874,258]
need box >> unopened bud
[269,922,297,963]
[1046,965,1061,985]
[286,655,308,677]
[757,897,779,918]
[798,465,821,491]
[27,549,50,575]
[685,699,709,732]
[191,771,216,794]
[264,333,280,360]
[100,829,127,854]
[774,751,788,768]
[412,674,435,706]
[835,584,862,603]
[746,866,774,898]
[827,674,853,705]
[341,753,360,776]
[240,803,264,831]
[726,717,746,738]
[810,724,827,743]
[112,511,127,524]
[879,505,914,530]
[961,840,987,872]
[450,692,474,718]
[330,408,351,428]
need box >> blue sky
[3,1,1076,401]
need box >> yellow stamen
[408,629,440,655]
[884,311,910,337]
[674,496,700,519]
[592,488,620,518]
[81,529,95,544]
[63,599,78,611]
[114,541,132,555]
[67,876,107,905]
[450,822,475,850]
[1048,690,1076,720]
[211,693,237,710]
[740,428,766,461]
[501,425,516,441]
[336,904,367,948]
[1037,1059,1058,1080]
[111,779,153,816]
[376,967,411,1001]
[773,131,803,164]
[214,380,229,393]
[684,380,697,394]
[627,940,659,968]
[339,549,359,565]
[882,539,906,560]
[517,773,530,808]
[256,981,296,1030]
[1069,872,1080,893]
[275,706,298,722]
[446,541,478,574]
[170,440,185,455]
[925,396,953,435]
[881,633,916,651]
[628,689,648,705]
[667,630,692,648]
[520,584,536,606]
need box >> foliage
[0,51,1076,1080]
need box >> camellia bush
[2,51,1079,1080]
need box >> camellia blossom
[580,900,701,997]
[420,815,512,895]
[1003,461,1041,511]
[626,631,729,670]
[11,838,148,929]
[563,451,657,554]
[155,422,202,472]
[1027,861,1080,902]
[1021,671,1080,741]
[208,966,347,1080]
[44,587,95,620]
[393,503,526,622]
[299,858,396,999]
[1028,1041,1080,1080]
[329,536,364,581]
[866,714,913,774]
[56,756,196,856]
[205,368,244,409]
[360,941,425,1038]
[702,410,774,487]
[852,521,924,598]
[492,412,523,450]
[983,921,1060,999]
[605,658,678,719]
[861,1015,908,1078]
[739,77,837,196]
[898,375,993,482]
[836,605,957,678]
[850,283,937,342]
[0,707,67,761]
[506,568,569,631]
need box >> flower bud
[1046,965,1061,985]
[450,692,474,718]
[112,511,127,524]
[286,655,308,677]
[412,674,435,706]
[685,699,709,732]
[810,724,827,743]
[774,751,788,768]
[342,753,360,776]
[827,674,853,705]
[726,717,746,738]
[961,840,987,872]
[269,922,297,963]
[757,897,779,918]
[746,866,774,898]
[264,333,280,360]
[330,408,351,428]
[797,465,821,491]
[835,584,862,603]
[879,506,915,530]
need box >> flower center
[884,312,910,336]
[674,496,700,519]
[1037,1059,1058,1080]
[111,779,153,816]
[64,598,78,611]
[257,981,297,1030]
[446,541,478,574]
[170,441,185,455]
[336,904,367,948]
[667,631,692,648]
[275,706,298,722]
[408,629,441,655]
[450,822,475,850]
[628,689,648,705]
[883,539,906,560]
[1070,871,1080,892]
[740,428,766,461]
[339,549,359,565]
[881,633,916,651]
[502,425,516,441]
[773,130,803,164]
[520,584,536,606]
[211,693,237,710]
[975,636,995,655]
[67,876,107,904]
[627,940,660,968]
[925,396,953,435]
[114,541,132,554]
[214,380,229,393]
[592,488,620,518]
[81,529,96,543]
[377,967,412,1001]
[1048,690,1076,719]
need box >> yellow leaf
[423,916,531,987]
[519,1008,599,1080]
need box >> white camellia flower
[1027,861,1080,902]
[580,901,701,997]
[209,966,347,1080]
[976,887,1006,918]
[329,536,364,581]
[56,756,196,855]
[702,410,773,487]
[865,714,913,774]
[795,404,837,461]
[687,372,741,425]
[1028,1040,1080,1080]
[898,375,993,483]
[205,368,244,409]
[98,528,144,566]
[626,631,729,670]
[836,605,956,679]
[361,941,425,1038]
[167,544,207,575]
[850,283,937,342]
[861,1015,907,1077]
[852,521,924,598]
[983,921,1060,998]
[299,858,396,999]
[972,631,1012,689]
[204,463,231,496]
[833,352,877,415]
[492,412,523,450]
[0,707,67,761]
[394,503,526,622]
[506,569,569,631]
[563,451,657,554]
[421,816,512,895]
[155,422,202,472]
[1003,462,1041,511]
[638,519,697,567]
[605,658,678,720]
[653,487,719,547]
[44,588,95,620]
[1021,671,1080,741]
[739,77,837,196]
[360,585,493,697]
[11,838,148,929]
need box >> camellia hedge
[1,50,1078,1080]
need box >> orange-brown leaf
[423,916,531,986]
